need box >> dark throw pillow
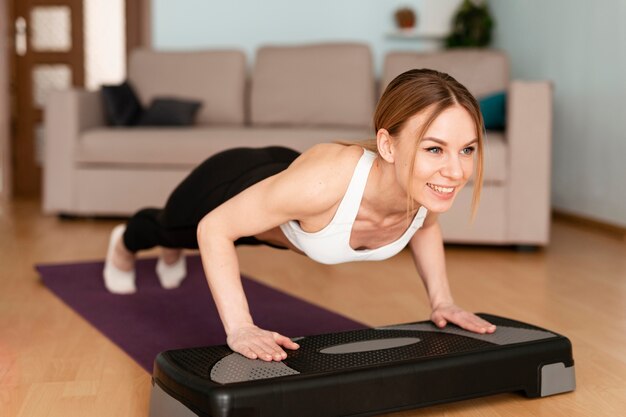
[137,98,203,126]
[101,81,143,126]
[479,91,506,131]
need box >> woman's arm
[408,212,496,334]
[198,213,299,362]
[197,144,358,361]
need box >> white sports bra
[279,149,428,265]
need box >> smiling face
[373,68,484,216]
[391,104,478,213]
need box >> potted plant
[445,0,494,48]
[394,7,417,31]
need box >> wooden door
[1,0,11,200]
[12,0,84,197]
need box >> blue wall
[490,1,626,227]
[152,0,462,74]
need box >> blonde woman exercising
[104,68,497,362]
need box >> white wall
[152,0,462,74]
[490,1,626,227]
[84,0,126,89]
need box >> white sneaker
[156,254,187,289]
[103,224,136,294]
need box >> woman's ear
[376,129,395,163]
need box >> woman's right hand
[227,324,300,361]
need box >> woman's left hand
[431,303,496,334]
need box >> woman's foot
[156,248,186,289]
[103,224,136,294]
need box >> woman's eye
[426,147,442,154]
[461,146,476,155]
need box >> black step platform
[149,314,575,417]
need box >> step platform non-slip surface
[149,314,575,417]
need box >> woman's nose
[441,155,464,180]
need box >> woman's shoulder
[289,144,364,186]
[292,143,364,171]
[275,143,365,208]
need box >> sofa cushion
[137,98,202,126]
[76,127,372,167]
[382,49,509,98]
[250,43,375,129]
[100,81,143,126]
[128,49,246,126]
[479,91,506,131]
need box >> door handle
[15,16,27,56]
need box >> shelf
[386,30,446,41]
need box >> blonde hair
[343,68,484,219]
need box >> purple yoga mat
[37,255,364,372]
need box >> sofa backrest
[382,49,509,98]
[250,43,375,129]
[128,49,246,125]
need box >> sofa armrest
[506,80,553,245]
[43,89,105,213]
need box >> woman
[104,68,497,362]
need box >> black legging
[122,146,300,253]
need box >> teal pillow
[479,91,506,131]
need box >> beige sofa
[43,45,552,246]
[43,44,375,216]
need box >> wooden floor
[1,198,625,417]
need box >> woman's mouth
[427,183,455,193]
[427,183,456,199]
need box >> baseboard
[552,210,626,241]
